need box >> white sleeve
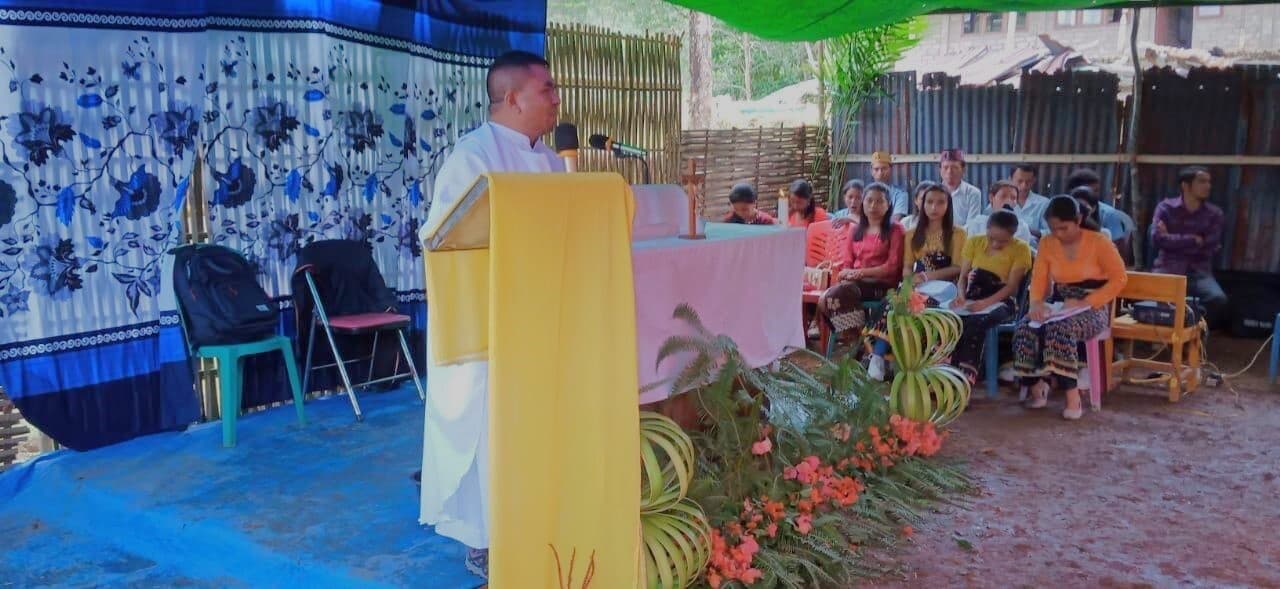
[424,149,486,236]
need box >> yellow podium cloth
[423,172,641,589]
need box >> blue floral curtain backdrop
[0,0,548,450]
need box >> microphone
[588,133,648,159]
[554,123,579,173]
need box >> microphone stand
[618,153,651,185]
[635,157,652,185]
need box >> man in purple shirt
[1152,166,1227,326]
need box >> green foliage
[710,24,810,100]
[652,305,973,588]
[817,18,926,205]
[547,0,687,36]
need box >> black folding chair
[291,240,425,420]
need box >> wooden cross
[679,158,706,240]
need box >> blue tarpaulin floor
[0,385,482,588]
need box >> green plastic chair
[195,336,305,448]
[173,244,306,447]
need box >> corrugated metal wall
[1134,66,1280,273]
[833,66,1280,274]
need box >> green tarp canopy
[665,0,1263,41]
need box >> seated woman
[1014,196,1127,420]
[862,182,965,380]
[820,183,903,342]
[786,178,829,228]
[831,179,864,221]
[898,182,929,231]
[949,210,1033,383]
[722,183,777,225]
[903,181,967,287]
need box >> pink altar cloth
[633,222,805,403]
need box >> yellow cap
[871,151,892,165]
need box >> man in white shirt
[963,180,1034,244]
[418,50,563,581]
[939,148,983,226]
[1009,163,1050,245]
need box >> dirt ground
[866,334,1280,588]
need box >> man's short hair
[1178,165,1209,187]
[486,50,550,106]
[1013,163,1037,176]
[729,183,757,204]
[1065,168,1102,191]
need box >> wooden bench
[1108,272,1205,402]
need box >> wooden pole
[1127,8,1146,268]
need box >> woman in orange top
[1014,196,1127,420]
[786,178,829,228]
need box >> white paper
[951,301,1005,316]
[1027,301,1091,328]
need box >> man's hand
[950,296,966,310]
[1155,220,1168,236]
[912,272,928,285]
[831,217,854,230]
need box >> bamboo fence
[545,23,683,185]
[0,388,27,471]
[681,126,832,220]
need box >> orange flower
[908,290,927,314]
[750,437,772,455]
[766,522,778,538]
[901,525,915,538]
[707,571,723,588]
[762,499,784,520]
[740,568,764,584]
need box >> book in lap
[951,301,1005,317]
[1027,302,1091,328]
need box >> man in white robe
[418,50,563,581]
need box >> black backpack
[173,244,278,347]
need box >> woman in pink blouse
[818,183,904,346]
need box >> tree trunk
[742,32,752,101]
[688,11,713,128]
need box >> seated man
[964,180,1034,246]
[1152,166,1228,327]
[1062,168,1135,259]
[869,150,910,223]
[722,182,777,225]
[1009,163,1050,246]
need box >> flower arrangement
[883,281,971,426]
[651,305,971,588]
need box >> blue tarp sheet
[0,385,480,588]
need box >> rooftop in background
[900,5,1280,90]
